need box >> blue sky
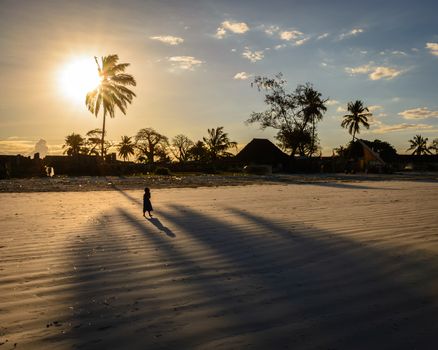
[0,0,437,155]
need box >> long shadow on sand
[52,189,438,349]
[156,204,438,349]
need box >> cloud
[345,64,403,80]
[264,25,280,35]
[233,72,251,80]
[280,30,303,41]
[168,56,203,70]
[150,35,184,45]
[317,33,329,40]
[216,20,249,38]
[326,99,339,106]
[398,107,438,120]
[242,48,264,62]
[368,105,383,112]
[295,38,309,46]
[336,106,347,113]
[370,123,434,134]
[274,44,287,50]
[33,139,49,158]
[339,28,364,40]
[391,50,407,56]
[426,42,438,56]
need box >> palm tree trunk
[101,113,106,161]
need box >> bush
[155,167,171,175]
[243,164,272,175]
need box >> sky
[0,0,437,156]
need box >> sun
[59,57,101,104]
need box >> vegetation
[429,138,438,155]
[135,128,169,164]
[171,134,194,162]
[407,135,432,155]
[341,100,372,141]
[85,55,136,160]
[247,73,327,157]
[62,133,85,156]
[117,136,135,161]
[203,127,237,160]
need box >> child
[143,187,153,218]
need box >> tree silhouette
[84,129,112,156]
[407,135,432,155]
[117,136,135,161]
[171,134,194,162]
[86,54,136,160]
[247,73,326,156]
[295,83,327,156]
[429,138,438,155]
[341,100,372,141]
[187,141,209,161]
[135,128,169,164]
[203,127,237,160]
[62,133,85,156]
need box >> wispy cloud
[233,72,251,80]
[280,30,303,41]
[274,44,287,50]
[336,106,347,113]
[295,38,309,46]
[368,105,383,112]
[264,25,280,35]
[242,48,264,62]
[398,107,438,120]
[215,20,249,39]
[339,28,364,40]
[150,35,184,45]
[370,122,434,134]
[317,33,329,40]
[426,42,438,56]
[168,56,203,70]
[326,99,339,106]
[345,63,403,80]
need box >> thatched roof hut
[236,138,289,166]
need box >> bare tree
[135,128,169,163]
[171,134,194,162]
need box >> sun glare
[59,57,101,104]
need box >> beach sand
[1,180,438,349]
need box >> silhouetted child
[143,187,153,218]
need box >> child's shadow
[147,217,176,238]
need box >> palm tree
[407,135,432,155]
[203,127,237,160]
[86,54,136,160]
[63,133,85,156]
[117,136,135,161]
[296,83,327,156]
[341,100,372,141]
[429,138,438,155]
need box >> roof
[235,138,289,164]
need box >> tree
[135,128,169,163]
[341,100,372,141]
[84,128,112,156]
[247,73,326,156]
[429,138,438,155]
[187,141,209,161]
[203,127,237,160]
[117,136,135,161]
[86,54,136,160]
[407,135,432,155]
[63,133,85,156]
[171,134,194,162]
[295,83,327,155]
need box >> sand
[1,180,438,349]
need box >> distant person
[143,187,153,218]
